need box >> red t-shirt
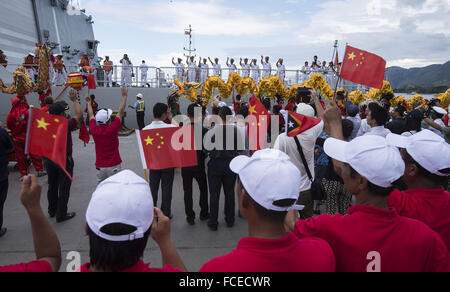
[79,260,181,272]
[444,114,449,126]
[388,188,450,251]
[199,233,336,272]
[285,101,296,112]
[90,118,122,168]
[233,101,241,113]
[0,260,52,272]
[294,205,450,272]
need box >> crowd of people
[0,76,449,272]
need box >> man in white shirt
[199,57,209,83]
[261,56,272,79]
[209,57,222,77]
[240,58,251,77]
[186,56,197,82]
[276,59,286,82]
[274,103,324,219]
[226,58,237,76]
[300,62,311,83]
[357,102,391,138]
[143,103,176,218]
[120,54,133,87]
[250,59,260,84]
[172,57,185,82]
[428,107,447,138]
[140,60,149,87]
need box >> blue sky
[81,0,450,69]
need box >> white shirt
[143,120,175,130]
[363,126,392,138]
[251,65,260,77]
[121,60,132,72]
[200,63,209,74]
[140,64,148,73]
[346,115,361,140]
[212,64,221,76]
[188,61,196,70]
[274,121,324,192]
[241,64,250,77]
[262,62,271,76]
[301,66,311,74]
[357,119,371,137]
[228,64,237,73]
[429,119,445,138]
[277,64,285,77]
[175,63,184,75]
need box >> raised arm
[20,175,62,272]
[226,57,230,67]
[117,86,128,121]
[172,57,175,66]
[85,94,95,120]
[54,84,70,101]
[323,102,345,177]
[208,57,213,65]
[151,208,187,272]
[240,58,243,67]
[68,89,83,122]
[424,118,443,131]
[311,89,325,120]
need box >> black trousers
[149,168,175,217]
[137,112,145,130]
[182,166,209,220]
[45,156,74,220]
[207,159,237,228]
[0,179,8,229]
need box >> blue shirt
[0,128,14,182]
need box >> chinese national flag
[247,95,270,151]
[339,45,386,89]
[79,120,90,144]
[286,111,321,137]
[136,127,198,170]
[25,108,72,180]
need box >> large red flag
[286,111,322,137]
[247,95,270,151]
[25,108,72,180]
[339,45,386,89]
[136,127,198,170]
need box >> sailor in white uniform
[172,57,185,82]
[226,58,237,73]
[250,59,260,84]
[261,56,272,79]
[120,54,133,87]
[186,56,197,82]
[240,58,251,77]
[140,60,149,87]
[209,57,222,77]
[301,62,311,83]
[200,57,209,83]
[276,59,286,82]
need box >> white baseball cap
[387,130,450,177]
[433,106,447,116]
[230,149,304,212]
[95,109,113,124]
[324,135,405,188]
[296,103,315,118]
[136,93,143,99]
[218,102,227,108]
[86,170,154,242]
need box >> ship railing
[4,64,369,92]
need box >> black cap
[49,103,66,115]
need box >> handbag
[294,136,327,201]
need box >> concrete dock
[0,131,248,272]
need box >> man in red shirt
[81,170,186,272]
[386,130,450,250]
[86,87,128,183]
[0,175,61,272]
[286,104,450,272]
[199,149,336,272]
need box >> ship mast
[183,25,196,58]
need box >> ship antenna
[183,24,196,58]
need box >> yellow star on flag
[348,52,356,61]
[248,105,257,115]
[145,137,154,146]
[36,118,50,131]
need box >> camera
[297,87,312,103]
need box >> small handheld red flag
[247,95,270,151]
[286,111,321,137]
[25,108,72,180]
[339,45,386,89]
[79,120,90,144]
[87,75,97,90]
[136,127,198,170]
